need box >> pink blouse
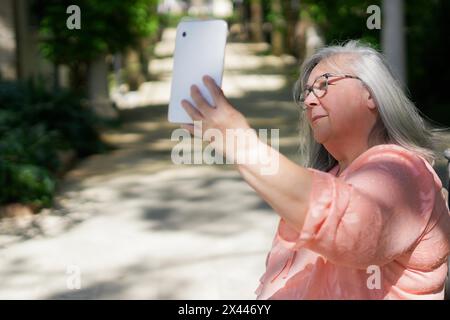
[256,144,450,299]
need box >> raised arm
[180,76,313,233]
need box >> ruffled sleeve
[277,144,438,269]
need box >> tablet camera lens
[182,32,186,37]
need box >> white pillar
[381,0,406,85]
[0,0,17,79]
[88,57,118,120]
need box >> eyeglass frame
[296,72,363,110]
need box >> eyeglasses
[296,73,363,110]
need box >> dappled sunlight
[0,25,315,300]
[222,74,288,99]
[112,27,299,108]
[2,0,448,301]
[0,166,278,299]
[101,132,144,145]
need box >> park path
[0,28,303,299]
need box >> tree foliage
[36,0,160,64]
[299,0,381,48]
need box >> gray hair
[293,40,446,171]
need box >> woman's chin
[312,130,331,144]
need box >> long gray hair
[293,40,445,172]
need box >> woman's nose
[304,91,320,109]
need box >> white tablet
[168,19,228,124]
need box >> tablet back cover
[168,19,228,124]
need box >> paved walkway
[0,28,302,299]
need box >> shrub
[0,79,113,210]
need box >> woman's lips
[312,115,327,123]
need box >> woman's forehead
[307,56,352,84]
[308,61,336,82]
[308,65,329,82]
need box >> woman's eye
[317,82,326,89]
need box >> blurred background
[0,0,449,299]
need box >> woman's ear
[365,88,376,110]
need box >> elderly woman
[180,41,450,299]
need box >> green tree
[37,0,160,92]
[299,0,381,47]
[405,0,450,121]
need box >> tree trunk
[87,56,118,120]
[124,49,146,91]
[271,0,284,56]
[69,61,88,94]
[282,0,300,56]
[249,0,264,42]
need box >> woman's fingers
[181,99,203,121]
[191,84,214,115]
[203,75,226,107]
[188,76,228,118]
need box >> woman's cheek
[312,119,333,143]
[321,113,346,140]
